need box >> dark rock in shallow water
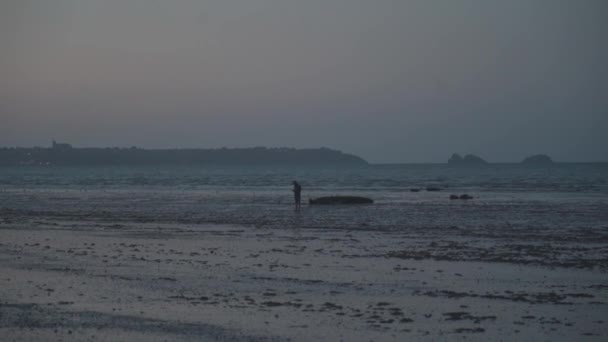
[521,154,553,165]
[410,188,421,192]
[309,196,373,205]
[426,187,442,192]
[449,194,459,200]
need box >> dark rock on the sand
[443,311,496,323]
[158,277,177,281]
[454,327,485,333]
[426,186,442,191]
[261,301,283,307]
[448,153,488,165]
[450,194,473,200]
[522,154,554,166]
[322,302,343,310]
[443,311,471,320]
[309,196,373,205]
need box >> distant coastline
[0,143,368,166]
[1,145,606,165]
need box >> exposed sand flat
[1,217,607,341]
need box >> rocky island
[448,153,488,165]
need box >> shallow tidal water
[1,163,607,340]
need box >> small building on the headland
[52,140,72,150]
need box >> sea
[1,163,607,233]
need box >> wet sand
[1,214,607,341]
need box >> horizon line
[1,144,606,164]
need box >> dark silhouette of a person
[292,181,302,210]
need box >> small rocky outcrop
[448,153,463,164]
[462,154,488,164]
[448,153,488,165]
[521,154,553,165]
[450,194,474,200]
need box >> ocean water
[1,163,607,234]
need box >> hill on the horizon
[0,145,368,166]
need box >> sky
[1,0,607,163]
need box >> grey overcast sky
[1,0,607,163]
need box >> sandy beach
[1,207,606,341]
[4,0,607,339]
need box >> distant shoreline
[372,161,608,166]
[2,162,607,168]
[0,146,605,165]
[0,146,368,166]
